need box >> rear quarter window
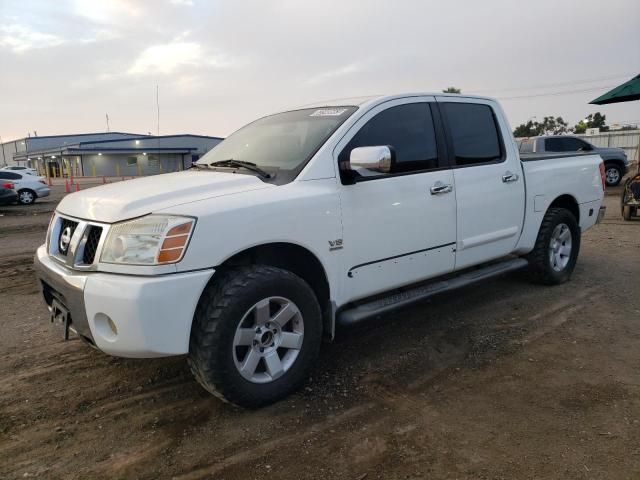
[0,172,21,180]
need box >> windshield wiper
[187,163,211,170]
[209,159,271,178]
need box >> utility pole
[0,136,6,166]
[156,85,160,136]
[106,114,110,132]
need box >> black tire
[188,265,322,407]
[623,205,632,221]
[17,189,36,205]
[604,163,623,187]
[526,207,581,285]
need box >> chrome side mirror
[348,146,394,176]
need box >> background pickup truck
[517,134,630,186]
[35,93,606,407]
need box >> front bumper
[34,245,214,358]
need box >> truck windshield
[198,106,357,181]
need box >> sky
[0,0,639,141]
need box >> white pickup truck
[35,93,606,406]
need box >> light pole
[0,135,6,166]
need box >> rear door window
[441,103,503,166]
[545,137,587,152]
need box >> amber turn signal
[156,220,194,264]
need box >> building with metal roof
[1,133,222,177]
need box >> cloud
[72,0,141,23]
[168,0,194,6]
[128,40,234,76]
[128,41,203,75]
[0,24,64,53]
[305,63,364,85]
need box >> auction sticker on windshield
[309,108,348,117]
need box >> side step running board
[337,257,529,327]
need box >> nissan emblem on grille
[59,226,72,254]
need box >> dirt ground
[0,179,639,480]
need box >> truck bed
[514,152,604,254]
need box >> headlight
[101,215,195,265]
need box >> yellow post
[137,161,142,176]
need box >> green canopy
[590,74,640,105]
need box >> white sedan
[0,165,38,176]
[0,170,50,204]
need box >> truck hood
[56,171,274,223]
[594,146,627,159]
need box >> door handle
[430,181,453,195]
[502,171,519,183]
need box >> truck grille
[82,226,103,264]
[49,214,107,269]
[58,218,79,255]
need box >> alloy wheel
[232,296,304,384]
[548,223,572,272]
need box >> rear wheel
[526,207,580,285]
[188,265,322,407]
[604,163,623,187]
[17,189,36,205]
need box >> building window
[126,156,138,166]
[148,155,159,167]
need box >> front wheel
[526,207,580,285]
[188,265,322,407]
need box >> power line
[470,72,636,95]
[497,85,618,101]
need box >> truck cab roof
[299,92,499,110]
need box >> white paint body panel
[56,171,273,223]
[36,93,605,357]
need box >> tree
[572,112,609,134]
[513,120,540,138]
[573,120,587,134]
[442,87,461,94]
[513,116,569,137]
[586,112,609,132]
[538,116,569,135]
